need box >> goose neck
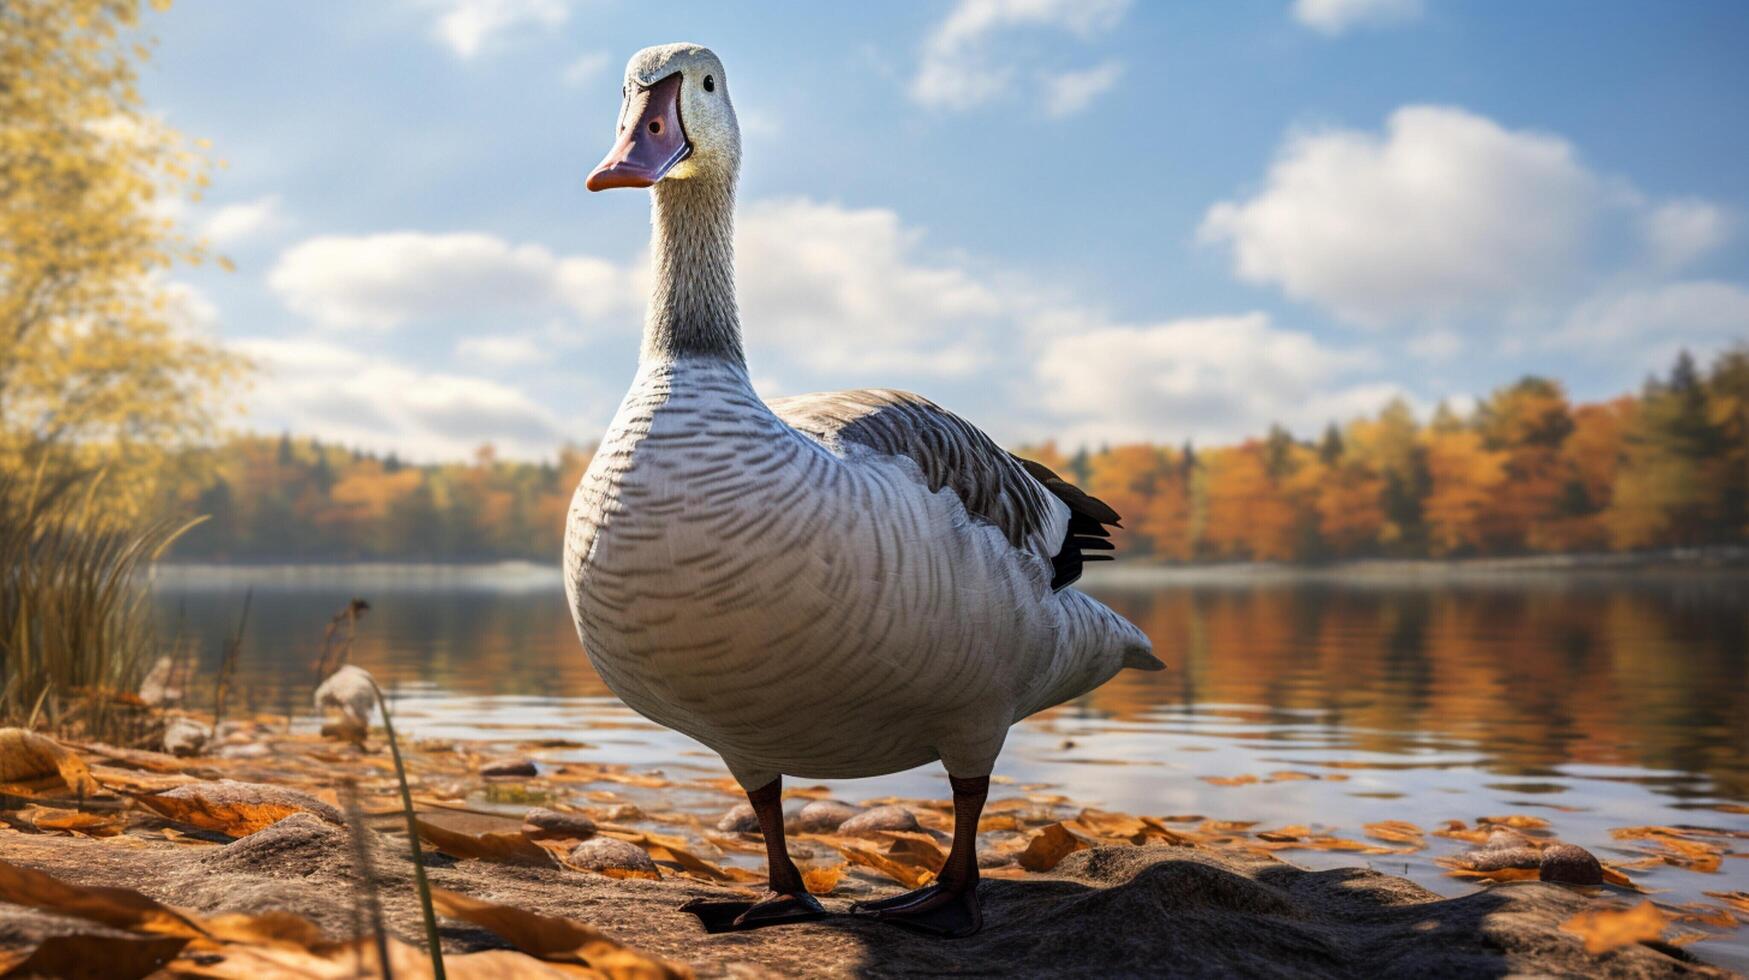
[643,176,743,365]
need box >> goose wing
[769,388,1121,590]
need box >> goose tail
[1120,619,1164,672]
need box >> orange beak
[587,73,691,191]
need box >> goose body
[564,42,1157,935]
[566,356,1155,790]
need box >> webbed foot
[849,882,982,938]
[680,890,827,933]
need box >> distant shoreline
[150,546,1749,591]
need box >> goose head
[587,43,740,192]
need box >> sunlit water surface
[153,563,1749,969]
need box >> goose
[566,43,1161,938]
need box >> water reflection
[155,565,1749,804]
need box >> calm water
[152,563,1749,967]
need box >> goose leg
[682,776,827,931]
[731,776,826,926]
[849,773,987,938]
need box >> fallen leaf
[1666,902,1737,928]
[1560,900,1669,954]
[417,818,558,867]
[1478,814,1549,830]
[1265,771,1317,782]
[432,886,691,978]
[23,805,127,837]
[0,728,102,798]
[1257,826,1309,842]
[1017,822,1102,872]
[1704,891,1749,915]
[879,830,948,874]
[138,780,341,837]
[0,933,188,979]
[825,841,935,888]
[1200,774,1258,787]
[0,858,206,938]
[1363,820,1426,846]
[802,863,846,895]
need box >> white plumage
[563,41,1159,934]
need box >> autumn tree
[1476,377,1574,551]
[1609,352,1723,548]
[0,0,244,512]
[1421,428,1507,556]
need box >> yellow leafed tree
[0,0,245,513]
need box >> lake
[151,562,1749,968]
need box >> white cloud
[1553,281,1749,353]
[736,199,1005,377]
[1645,199,1732,270]
[267,232,639,329]
[422,0,569,60]
[268,202,1009,379]
[1292,0,1423,36]
[235,336,569,459]
[912,0,1129,111]
[1041,61,1124,118]
[561,50,610,87]
[261,198,1444,456]
[1201,106,1611,326]
[1407,327,1462,361]
[203,195,284,247]
[456,334,544,366]
[161,280,220,336]
[1032,312,1398,443]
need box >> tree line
[164,347,1749,564]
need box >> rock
[215,742,271,760]
[162,718,209,758]
[1460,846,1543,872]
[138,656,181,706]
[313,666,376,730]
[977,849,1016,869]
[788,800,858,834]
[522,807,596,839]
[716,803,758,833]
[1538,844,1603,885]
[838,805,920,836]
[1483,828,1536,851]
[480,758,538,778]
[596,803,643,823]
[567,837,658,875]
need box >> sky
[141,0,1749,460]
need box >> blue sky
[144,0,1749,459]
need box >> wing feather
[771,389,1123,590]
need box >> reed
[0,472,199,741]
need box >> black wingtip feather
[1017,455,1125,591]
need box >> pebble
[716,803,759,833]
[480,758,538,778]
[1538,843,1603,885]
[162,718,209,757]
[523,807,597,839]
[1461,846,1543,872]
[838,805,920,836]
[597,803,643,822]
[1483,828,1535,851]
[568,837,658,874]
[788,800,858,833]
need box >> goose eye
[703,75,715,93]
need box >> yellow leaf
[1560,901,1669,954]
[0,728,102,798]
